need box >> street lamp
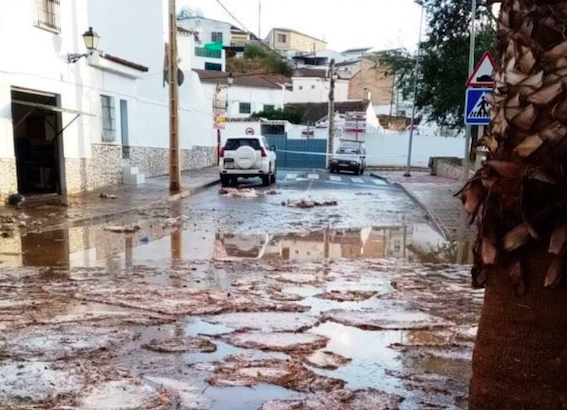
[68,27,100,63]
[404,1,425,177]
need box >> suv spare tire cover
[234,146,258,169]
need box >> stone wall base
[65,144,216,195]
[1,145,216,200]
[0,158,17,204]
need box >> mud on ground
[0,258,480,410]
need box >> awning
[11,99,95,136]
[12,99,95,117]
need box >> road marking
[329,175,342,182]
[286,173,298,180]
[372,179,385,185]
[351,177,365,183]
[308,174,320,180]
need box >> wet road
[0,169,479,410]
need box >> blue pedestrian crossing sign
[465,88,491,125]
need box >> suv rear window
[224,138,261,151]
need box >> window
[211,32,223,43]
[195,47,222,59]
[311,85,316,89]
[205,62,222,71]
[239,103,251,114]
[101,95,116,142]
[224,138,261,151]
[277,33,287,43]
[264,104,275,111]
[36,0,61,32]
[299,86,303,90]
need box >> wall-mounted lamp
[68,27,100,64]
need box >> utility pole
[168,0,181,192]
[404,1,425,177]
[326,59,336,168]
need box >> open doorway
[11,89,63,195]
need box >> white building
[195,70,286,119]
[177,16,230,72]
[286,68,349,104]
[0,0,215,201]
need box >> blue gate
[265,134,327,169]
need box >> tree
[177,6,203,20]
[379,0,496,127]
[461,1,567,408]
[227,44,292,76]
[251,106,304,124]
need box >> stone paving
[373,171,473,241]
[0,167,219,231]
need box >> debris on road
[0,325,135,360]
[163,215,189,228]
[219,188,258,198]
[144,336,217,353]
[259,388,403,410]
[222,332,328,353]
[79,378,168,410]
[0,361,84,407]
[72,283,309,316]
[103,224,141,234]
[99,193,117,199]
[321,309,454,331]
[282,199,338,209]
[202,312,317,332]
[207,356,345,392]
[219,188,280,197]
[301,350,352,370]
[315,290,379,302]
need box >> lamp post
[67,27,100,63]
[404,1,425,177]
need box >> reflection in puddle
[0,222,474,269]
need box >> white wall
[178,17,231,46]
[201,83,284,119]
[0,0,214,163]
[365,132,466,167]
[287,77,349,103]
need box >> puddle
[0,223,473,269]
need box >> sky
[177,0,424,53]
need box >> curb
[41,179,220,232]
[370,172,449,240]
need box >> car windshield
[224,138,261,151]
[337,148,360,155]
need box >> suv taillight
[260,147,268,157]
[219,147,225,158]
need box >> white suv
[219,136,277,187]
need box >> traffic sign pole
[462,0,477,184]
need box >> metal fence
[265,134,327,169]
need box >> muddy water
[0,222,474,269]
[0,187,479,409]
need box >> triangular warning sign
[466,51,497,87]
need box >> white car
[219,136,277,187]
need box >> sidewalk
[372,171,469,240]
[0,167,219,231]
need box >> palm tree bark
[465,0,567,408]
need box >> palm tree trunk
[465,0,567,408]
[470,243,567,409]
